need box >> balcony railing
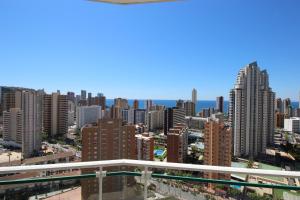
[0,159,299,200]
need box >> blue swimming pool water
[230,185,241,190]
[154,149,165,156]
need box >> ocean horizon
[106,99,299,114]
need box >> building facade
[43,92,68,136]
[81,119,136,200]
[229,62,275,158]
[216,96,224,113]
[284,117,300,133]
[76,105,102,128]
[204,119,231,184]
[167,123,188,163]
[135,132,154,161]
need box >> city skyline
[1,0,300,100]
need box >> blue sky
[0,0,300,100]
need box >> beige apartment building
[81,118,136,200]
[204,119,231,182]
[167,123,188,163]
[43,92,68,136]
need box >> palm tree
[7,152,12,166]
[243,159,254,198]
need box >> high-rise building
[3,90,43,158]
[133,99,139,109]
[135,132,154,161]
[183,101,195,116]
[121,108,135,124]
[216,96,224,113]
[81,90,87,101]
[294,108,300,118]
[92,96,106,111]
[134,109,146,124]
[88,92,92,106]
[43,92,68,136]
[199,108,214,118]
[114,98,129,109]
[275,98,283,113]
[283,98,291,117]
[3,108,22,145]
[192,88,197,105]
[176,99,184,109]
[67,92,75,102]
[204,118,231,183]
[284,117,300,133]
[81,118,136,200]
[167,123,188,163]
[144,99,153,111]
[164,107,185,135]
[275,112,285,128]
[147,110,164,131]
[229,62,275,158]
[76,105,102,128]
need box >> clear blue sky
[0,0,300,100]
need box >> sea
[106,99,299,114]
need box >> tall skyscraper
[76,105,102,128]
[216,96,224,113]
[134,109,146,124]
[43,92,68,136]
[67,92,75,102]
[3,108,23,146]
[275,111,285,128]
[176,99,184,109]
[133,99,139,109]
[145,99,153,111]
[204,118,231,184]
[114,98,129,109]
[283,98,291,117]
[192,88,197,105]
[167,123,188,163]
[183,101,195,116]
[87,92,92,106]
[147,110,164,131]
[92,96,106,110]
[3,89,43,158]
[81,90,87,101]
[164,107,185,135]
[81,118,136,200]
[229,62,275,158]
[135,132,154,161]
[275,98,283,113]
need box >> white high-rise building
[229,62,275,158]
[144,100,153,111]
[147,110,164,131]
[3,108,23,146]
[76,106,102,128]
[284,117,300,133]
[3,90,43,158]
[192,88,197,105]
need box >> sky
[0,0,300,100]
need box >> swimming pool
[154,149,165,157]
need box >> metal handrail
[0,171,300,191]
[0,159,299,178]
